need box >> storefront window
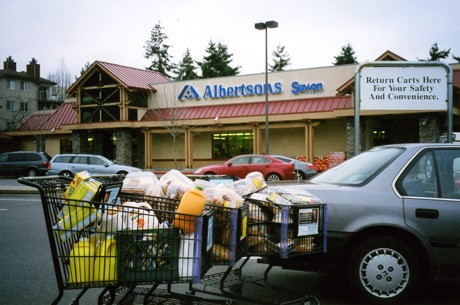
[212,132,253,159]
[60,138,72,153]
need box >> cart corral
[18,170,327,305]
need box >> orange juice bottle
[174,186,206,233]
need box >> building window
[6,100,16,111]
[20,81,29,91]
[20,102,29,112]
[212,132,253,159]
[7,80,15,90]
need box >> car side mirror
[227,162,233,167]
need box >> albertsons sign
[178,80,324,101]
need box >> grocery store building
[7,51,460,171]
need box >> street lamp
[255,20,278,155]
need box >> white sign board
[360,66,448,110]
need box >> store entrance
[373,116,419,145]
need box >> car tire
[26,168,38,177]
[346,236,421,304]
[60,171,73,178]
[266,173,281,181]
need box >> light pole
[255,20,278,155]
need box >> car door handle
[415,208,439,219]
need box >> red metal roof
[97,61,170,90]
[17,96,352,131]
[141,96,352,122]
[18,101,76,131]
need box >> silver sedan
[267,143,460,304]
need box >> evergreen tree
[78,61,90,79]
[174,48,199,81]
[333,43,358,65]
[269,44,291,72]
[144,22,175,79]
[453,54,460,63]
[198,40,240,78]
[427,43,450,61]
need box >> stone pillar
[133,130,145,169]
[36,134,45,152]
[419,115,440,143]
[72,130,88,153]
[346,117,366,158]
[114,129,132,166]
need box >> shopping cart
[192,195,327,305]
[118,193,249,267]
[18,175,228,305]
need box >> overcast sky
[2,0,459,80]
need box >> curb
[0,188,39,194]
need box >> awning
[141,96,352,122]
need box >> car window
[274,156,291,163]
[0,154,7,162]
[398,149,460,199]
[252,156,270,164]
[73,156,88,164]
[9,153,26,162]
[26,153,41,161]
[89,156,106,166]
[231,156,251,165]
[55,155,73,163]
[311,147,403,185]
[398,152,438,197]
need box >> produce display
[313,151,346,171]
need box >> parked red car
[194,154,296,181]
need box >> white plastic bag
[121,201,160,230]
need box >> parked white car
[47,154,142,177]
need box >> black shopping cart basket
[18,175,221,305]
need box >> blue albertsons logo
[178,85,200,101]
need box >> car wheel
[266,173,281,181]
[26,168,38,177]
[60,171,73,178]
[204,172,216,175]
[346,236,421,304]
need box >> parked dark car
[271,154,317,180]
[47,153,142,177]
[0,151,51,177]
[265,143,460,304]
[194,154,296,181]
